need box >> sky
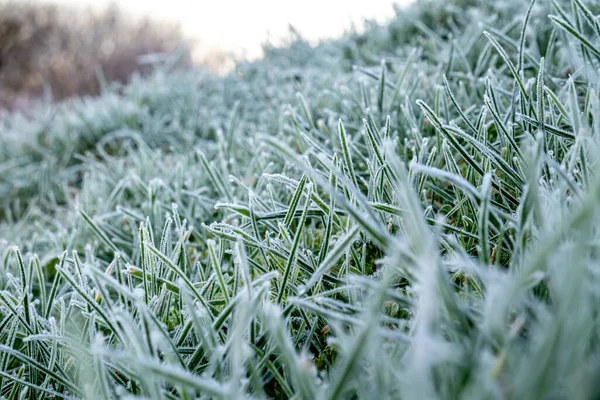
[34,0,408,61]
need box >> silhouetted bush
[0,2,191,111]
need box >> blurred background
[0,0,406,112]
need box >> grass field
[1,0,600,398]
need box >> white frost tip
[263,303,282,318]
[297,284,307,296]
[297,354,315,373]
[132,288,144,300]
[409,157,418,169]
[92,333,105,351]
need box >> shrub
[0,2,191,112]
